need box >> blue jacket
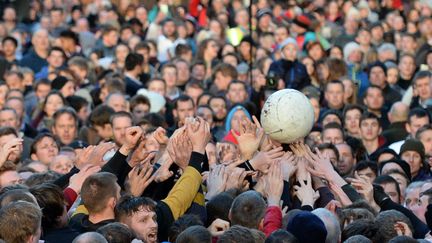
[268,59,310,90]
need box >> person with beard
[267,37,310,91]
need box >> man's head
[110,112,133,147]
[374,175,402,204]
[400,139,425,178]
[353,161,378,182]
[4,70,25,92]
[336,143,357,177]
[416,124,432,155]
[324,80,344,110]
[229,190,266,229]
[81,172,120,215]
[412,70,432,102]
[374,210,413,242]
[101,26,119,48]
[125,53,144,73]
[0,108,19,130]
[32,28,50,52]
[115,196,158,243]
[0,201,42,243]
[312,208,341,243]
[90,105,115,141]
[0,127,21,163]
[388,102,409,123]
[322,122,344,145]
[184,81,204,106]
[30,133,59,166]
[105,92,127,112]
[52,107,78,145]
[367,62,387,89]
[96,222,135,243]
[212,63,238,92]
[47,47,66,69]
[398,54,416,79]
[161,64,177,90]
[208,96,227,122]
[360,112,381,142]
[406,108,430,138]
[226,81,248,105]
[0,161,21,189]
[173,95,195,126]
[363,85,384,113]
[72,232,108,243]
[147,78,167,97]
[130,95,150,122]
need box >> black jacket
[268,59,311,90]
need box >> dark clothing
[20,49,48,73]
[413,169,432,182]
[268,59,310,91]
[125,76,143,97]
[69,215,115,233]
[43,227,80,243]
[397,76,413,91]
[382,121,408,144]
[382,84,402,109]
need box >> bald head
[72,232,108,243]
[388,102,409,123]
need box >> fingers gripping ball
[261,89,315,143]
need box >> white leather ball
[261,89,315,143]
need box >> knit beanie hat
[286,211,327,243]
[400,139,425,161]
[379,158,412,182]
[51,76,69,90]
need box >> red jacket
[262,206,282,236]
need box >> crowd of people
[0,0,432,242]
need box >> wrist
[267,196,280,206]
[192,145,206,154]
[68,184,81,194]
[119,145,133,156]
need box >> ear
[378,127,382,135]
[30,153,38,161]
[108,197,117,209]
[228,208,232,221]
[363,97,368,106]
[387,112,392,123]
[259,218,264,230]
[405,122,411,134]
[173,109,178,118]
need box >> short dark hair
[130,95,151,112]
[81,172,119,214]
[212,63,238,80]
[343,104,364,118]
[48,46,66,59]
[0,126,18,138]
[125,53,144,71]
[230,190,266,229]
[2,36,17,47]
[324,80,344,92]
[354,160,378,176]
[90,105,115,127]
[30,133,58,157]
[416,124,432,139]
[373,175,401,201]
[109,111,133,126]
[0,201,42,243]
[373,210,413,243]
[412,70,431,87]
[25,171,62,188]
[29,183,65,231]
[59,29,79,45]
[341,219,377,242]
[317,142,340,161]
[217,225,256,243]
[168,214,203,242]
[52,107,79,127]
[360,112,380,127]
[66,95,89,114]
[115,195,156,222]
[408,107,430,124]
[0,189,35,208]
[227,80,247,92]
[174,95,195,109]
[96,222,135,243]
[265,229,299,243]
[176,225,211,243]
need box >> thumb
[231,129,239,139]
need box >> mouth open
[147,232,157,242]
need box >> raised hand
[249,146,284,174]
[167,130,192,170]
[127,162,155,197]
[350,172,374,204]
[394,221,412,237]
[186,117,211,154]
[279,151,297,181]
[208,219,230,236]
[153,127,169,146]
[88,142,117,166]
[129,138,150,167]
[75,145,95,169]
[264,161,284,206]
[120,126,144,155]
[216,142,239,163]
[0,138,23,166]
[68,164,101,193]
[231,116,265,160]
[293,172,320,207]
[206,164,228,200]
[154,151,175,183]
[225,167,249,191]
